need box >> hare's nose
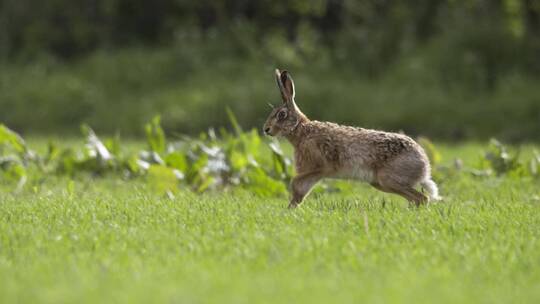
[264,127,271,135]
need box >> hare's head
[263,69,306,137]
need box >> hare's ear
[275,69,287,103]
[275,69,295,104]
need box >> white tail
[421,179,442,201]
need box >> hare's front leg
[289,171,322,208]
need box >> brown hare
[263,69,441,208]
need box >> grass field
[1,143,540,304]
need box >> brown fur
[264,69,441,208]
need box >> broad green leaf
[164,152,188,172]
[0,124,27,154]
[145,116,166,153]
[244,168,287,197]
[0,156,26,183]
[147,165,179,194]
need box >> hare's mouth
[264,127,273,136]
[264,126,281,137]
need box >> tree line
[1,1,538,62]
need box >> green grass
[1,145,540,304]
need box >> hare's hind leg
[376,171,428,207]
[370,182,396,195]
[379,179,427,206]
[399,187,428,207]
[289,171,322,208]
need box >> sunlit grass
[1,143,539,304]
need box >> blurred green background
[1,0,539,141]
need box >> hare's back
[362,130,420,158]
[333,126,426,166]
[300,121,427,175]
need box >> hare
[263,69,441,208]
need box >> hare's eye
[277,110,287,120]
